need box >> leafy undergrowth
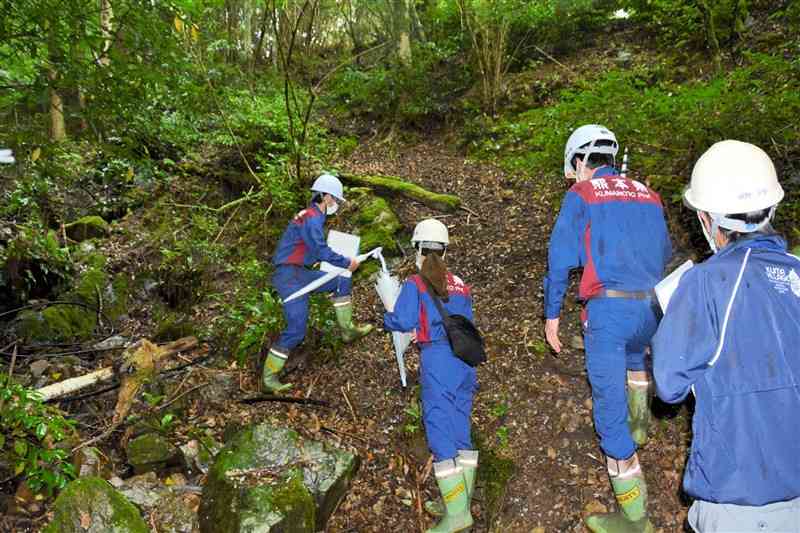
[467,40,800,246]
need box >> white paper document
[655,260,694,312]
[320,230,360,278]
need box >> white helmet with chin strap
[685,140,783,251]
[564,124,619,178]
[412,219,449,269]
[412,219,449,248]
[311,173,345,202]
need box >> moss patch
[126,433,182,474]
[341,173,461,212]
[354,197,401,253]
[44,476,148,533]
[473,430,516,528]
[65,216,110,242]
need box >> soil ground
[1,133,696,533]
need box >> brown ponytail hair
[420,251,449,299]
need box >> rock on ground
[199,423,359,533]
[43,477,149,533]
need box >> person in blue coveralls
[262,173,373,393]
[384,218,478,533]
[652,140,800,533]
[543,125,672,532]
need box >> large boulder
[65,216,110,242]
[126,433,183,474]
[43,477,148,533]
[112,473,200,533]
[199,424,359,533]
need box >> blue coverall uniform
[272,204,351,353]
[652,234,800,507]
[543,167,672,460]
[384,273,477,462]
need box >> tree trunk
[393,0,412,66]
[47,20,66,141]
[697,0,722,71]
[99,0,113,66]
[410,0,426,42]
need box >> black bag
[424,280,486,367]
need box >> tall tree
[393,0,412,65]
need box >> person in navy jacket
[543,125,671,532]
[384,219,477,533]
[262,173,373,392]
[652,141,800,532]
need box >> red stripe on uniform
[579,223,604,300]
[286,241,307,265]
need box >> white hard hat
[412,219,449,246]
[311,173,345,202]
[564,124,619,176]
[684,140,783,215]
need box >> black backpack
[424,280,486,367]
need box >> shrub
[0,375,77,495]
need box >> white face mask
[698,212,719,253]
[415,250,424,270]
[326,199,339,216]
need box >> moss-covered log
[339,173,461,212]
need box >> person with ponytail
[384,219,478,533]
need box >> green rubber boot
[426,460,473,533]
[627,378,652,447]
[261,349,292,393]
[334,299,374,343]
[425,450,478,518]
[585,470,654,533]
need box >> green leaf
[14,439,27,457]
[35,422,47,440]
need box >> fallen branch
[36,337,199,403]
[338,173,461,212]
[237,394,329,407]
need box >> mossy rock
[154,311,198,343]
[354,197,401,253]
[43,477,149,533]
[473,430,515,528]
[199,423,358,533]
[17,304,96,343]
[65,216,110,242]
[15,264,129,342]
[126,433,183,475]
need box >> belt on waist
[596,289,654,300]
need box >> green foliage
[325,42,468,125]
[0,375,77,494]
[402,393,422,436]
[471,54,800,195]
[228,286,285,366]
[619,0,704,48]
[153,207,226,308]
[1,222,72,303]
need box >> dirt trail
[280,135,692,532]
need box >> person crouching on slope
[262,173,373,393]
[384,219,478,533]
[543,125,672,532]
